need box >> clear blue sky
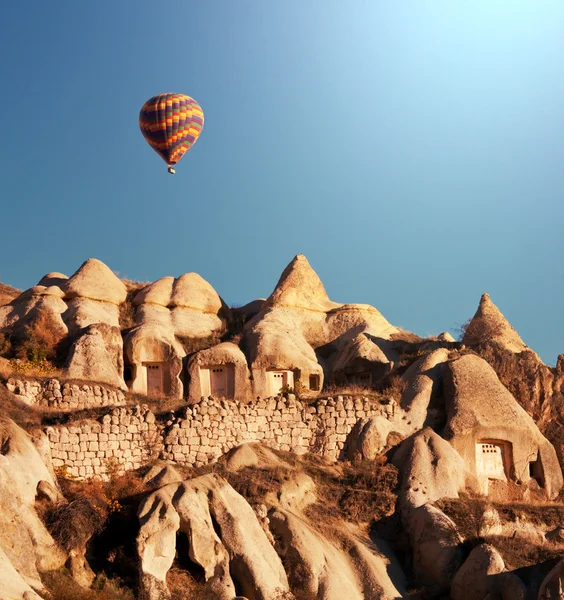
[1,1,564,364]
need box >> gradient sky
[1,1,564,364]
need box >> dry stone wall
[47,405,161,478]
[6,377,126,410]
[44,395,398,478]
[161,395,396,466]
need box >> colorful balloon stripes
[139,93,204,169]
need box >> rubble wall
[44,395,398,478]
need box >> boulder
[266,472,317,512]
[393,428,469,510]
[142,463,184,489]
[37,272,68,289]
[346,416,404,462]
[332,333,393,387]
[0,286,68,342]
[408,504,464,591]
[437,332,456,342]
[451,543,527,600]
[451,544,505,600]
[224,444,259,472]
[65,323,127,390]
[325,304,398,343]
[269,510,405,600]
[132,273,226,345]
[64,258,127,305]
[269,509,365,600]
[63,297,121,334]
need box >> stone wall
[162,395,397,466]
[6,377,126,410]
[44,395,398,478]
[47,405,161,479]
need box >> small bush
[0,333,11,357]
[16,311,65,362]
[43,570,134,600]
[118,279,149,331]
[0,282,20,306]
[45,464,145,552]
[167,568,218,600]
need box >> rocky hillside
[1,256,564,599]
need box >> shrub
[45,464,145,553]
[167,568,218,600]
[118,279,149,331]
[43,570,134,600]
[0,333,11,357]
[0,282,20,307]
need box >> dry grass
[0,382,43,429]
[167,568,219,600]
[205,450,398,529]
[43,570,134,600]
[390,330,424,344]
[44,464,146,554]
[322,383,387,401]
[118,279,150,331]
[0,282,20,306]
[436,494,564,570]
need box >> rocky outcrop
[137,473,290,600]
[400,348,450,431]
[346,415,405,462]
[65,259,127,305]
[0,418,66,595]
[133,273,227,340]
[538,558,564,600]
[451,544,526,600]
[393,428,470,510]
[64,258,127,333]
[463,293,530,353]
[408,504,464,591]
[245,255,398,397]
[331,333,393,386]
[0,282,68,344]
[66,323,127,390]
[462,293,558,423]
[443,354,563,499]
[0,545,43,600]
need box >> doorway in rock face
[476,440,510,481]
[267,370,292,396]
[210,367,227,397]
[145,363,164,395]
[348,371,372,388]
[199,364,235,399]
[309,374,320,391]
[529,456,545,488]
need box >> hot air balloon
[139,93,204,174]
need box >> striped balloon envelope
[139,93,204,174]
